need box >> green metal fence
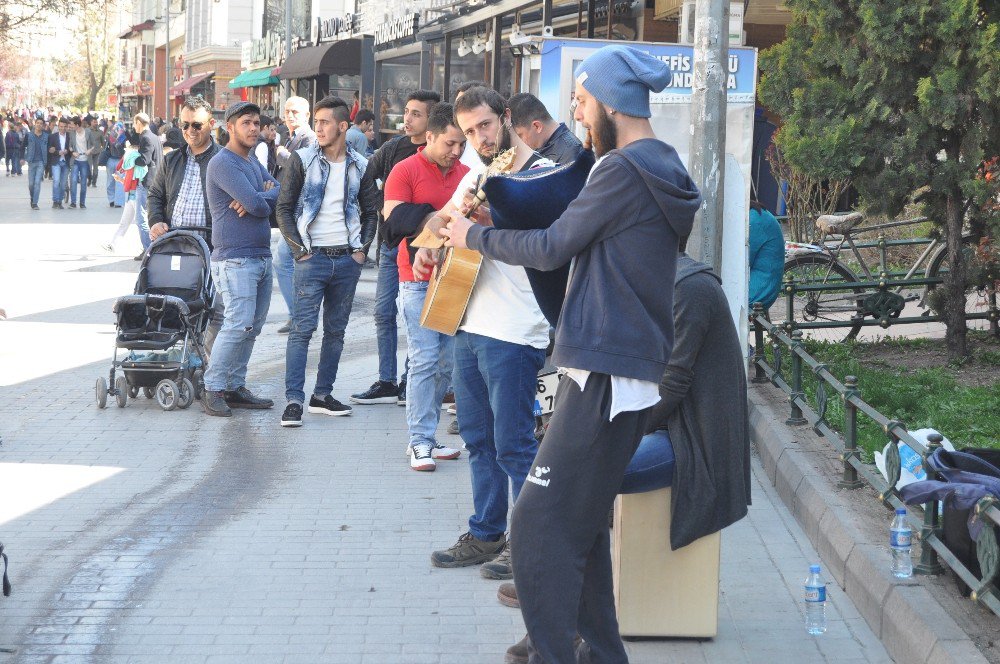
[751,304,1000,615]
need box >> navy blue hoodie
[466,138,701,383]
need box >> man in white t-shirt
[274,96,378,427]
[413,86,552,580]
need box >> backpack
[940,448,1000,596]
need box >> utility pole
[284,0,292,98]
[164,0,171,121]
[688,0,728,273]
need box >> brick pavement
[0,173,892,662]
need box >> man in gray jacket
[442,45,701,663]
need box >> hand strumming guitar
[440,215,475,250]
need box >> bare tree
[66,0,122,111]
[0,0,71,43]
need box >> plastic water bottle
[890,508,913,578]
[804,564,827,635]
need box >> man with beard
[349,90,440,407]
[440,46,702,663]
[202,101,280,417]
[411,86,552,579]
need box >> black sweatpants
[510,372,650,664]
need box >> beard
[590,105,618,158]
[478,120,514,167]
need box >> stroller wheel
[128,385,140,399]
[192,369,204,400]
[143,387,155,400]
[177,378,195,409]
[95,377,108,409]
[114,377,128,408]
[155,379,179,411]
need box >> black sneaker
[431,532,506,568]
[31,204,39,210]
[202,390,232,417]
[280,402,303,427]
[224,386,274,409]
[53,202,63,209]
[69,203,76,208]
[350,380,398,404]
[396,379,407,406]
[308,395,352,417]
[80,204,86,209]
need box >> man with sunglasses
[147,96,225,353]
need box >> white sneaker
[446,404,457,415]
[406,443,462,460]
[409,443,436,471]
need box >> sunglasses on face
[181,121,205,131]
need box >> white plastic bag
[874,428,955,490]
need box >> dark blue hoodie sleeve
[467,158,638,271]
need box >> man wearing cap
[441,45,702,663]
[201,101,281,417]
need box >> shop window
[378,52,421,136]
[448,33,491,97]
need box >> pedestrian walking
[201,101,280,418]
[275,95,378,427]
[441,45,701,662]
[104,123,127,207]
[272,96,317,334]
[4,119,24,177]
[69,117,96,208]
[101,146,146,252]
[146,96,225,355]
[132,112,163,254]
[23,117,49,210]
[88,116,104,186]
[47,117,75,209]
[349,89,440,407]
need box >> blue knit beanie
[574,45,671,118]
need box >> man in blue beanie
[442,45,702,663]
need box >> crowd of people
[6,44,756,664]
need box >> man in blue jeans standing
[47,118,74,209]
[202,101,280,417]
[275,96,378,427]
[23,118,49,210]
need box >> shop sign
[242,32,284,68]
[138,81,153,96]
[314,14,358,44]
[373,13,419,47]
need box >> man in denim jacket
[275,95,378,427]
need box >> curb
[748,385,989,664]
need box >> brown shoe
[504,635,529,664]
[481,540,512,579]
[498,582,519,608]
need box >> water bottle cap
[895,508,906,515]
[809,564,820,573]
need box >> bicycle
[767,212,997,342]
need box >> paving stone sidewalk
[0,174,891,662]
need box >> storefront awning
[119,19,155,39]
[169,71,214,96]
[279,39,362,80]
[229,67,280,89]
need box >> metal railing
[751,304,1000,615]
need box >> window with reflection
[378,52,421,136]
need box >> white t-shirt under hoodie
[308,159,348,247]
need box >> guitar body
[419,248,484,335]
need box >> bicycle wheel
[767,254,864,342]
[925,238,998,333]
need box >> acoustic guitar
[414,149,517,335]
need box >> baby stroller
[95,230,215,411]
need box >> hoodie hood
[675,253,720,285]
[614,138,701,240]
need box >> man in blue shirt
[23,118,50,210]
[202,101,280,417]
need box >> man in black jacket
[508,92,584,165]
[147,97,224,353]
[47,117,75,209]
[348,89,440,406]
[133,112,163,253]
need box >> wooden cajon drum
[612,487,721,638]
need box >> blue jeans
[7,148,22,175]
[107,157,125,205]
[455,331,546,541]
[284,253,363,404]
[70,160,90,205]
[204,257,273,392]
[620,430,675,494]
[274,238,295,315]
[375,242,401,382]
[51,161,69,203]
[27,161,45,206]
[134,183,152,249]
[400,281,454,447]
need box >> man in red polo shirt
[382,102,469,472]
